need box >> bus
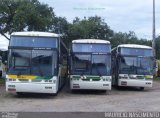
[6,31,68,95]
[69,39,112,91]
[112,44,154,90]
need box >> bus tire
[71,89,75,93]
[0,71,2,77]
[58,77,61,90]
[101,90,106,92]
[140,87,144,91]
[16,92,24,96]
[53,91,58,96]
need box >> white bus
[112,44,154,90]
[69,39,112,91]
[6,32,68,95]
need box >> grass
[154,77,160,81]
[0,78,5,85]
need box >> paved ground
[0,81,160,112]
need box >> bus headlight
[101,77,112,81]
[80,76,86,80]
[129,75,137,79]
[49,80,52,83]
[119,75,128,79]
[9,79,13,81]
[8,78,16,81]
[106,77,112,81]
[45,80,53,83]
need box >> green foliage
[156,36,160,59]
[111,31,152,48]
[0,0,55,34]
[0,78,5,85]
[154,77,160,81]
[66,16,114,41]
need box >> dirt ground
[0,81,160,112]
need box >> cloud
[39,0,160,39]
[0,35,9,51]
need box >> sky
[0,35,9,51]
[39,0,160,40]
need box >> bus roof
[11,32,59,37]
[117,44,152,49]
[72,39,110,44]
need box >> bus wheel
[53,91,58,96]
[58,77,61,90]
[16,92,24,96]
[101,90,106,92]
[0,71,2,77]
[140,87,144,91]
[71,89,76,93]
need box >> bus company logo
[1,112,18,118]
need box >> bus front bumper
[6,82,58,94]
[118,79,153,88]
[70,81,111,90]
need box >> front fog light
[80,76,86,79]
[49,80,52,83]
[45,80,48,82]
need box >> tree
[51,16,70,47]
[0,0,55,39]
[66,16,114,42]
[111,31,151,48]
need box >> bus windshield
[31,50,56,76]
[8,49,57,76]
[92,54,111,76]
[72,54,111,76]
[8,50,31,75]
[120,56,153,75]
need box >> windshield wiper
[93,60,101,76]
[80,61,89,76]
[32,56,44,76]
[17,70,22,76]
[96,64,102,76]
[130,59,136,74]
[139,59,144,75]
[37,65,43,76]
